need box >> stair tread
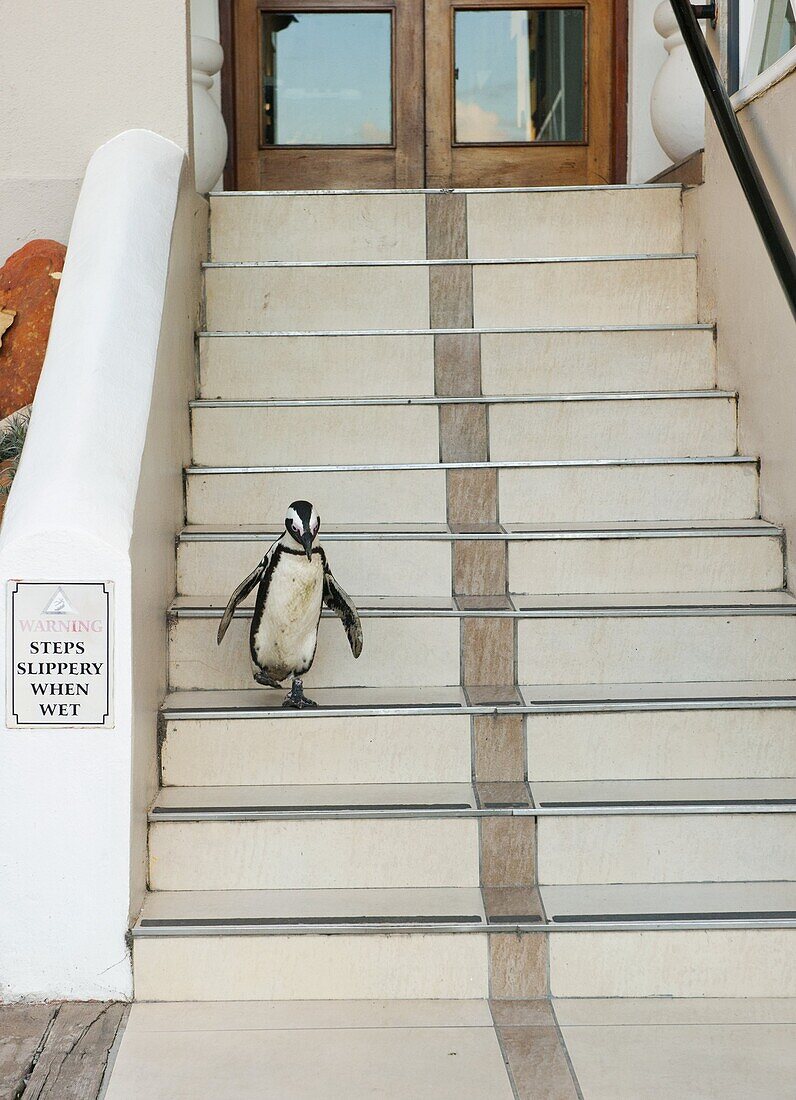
[171,590,796,618]
[151,778,796,819]
[187,455,756,473]
[204,252,695,269]
[161,680,796,718]
[541,881,796,921]
[191,390,735,408]
[133,881,796,935]
[179,519,782,540]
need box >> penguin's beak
[301,530,314,559]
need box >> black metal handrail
[669,0,796,321]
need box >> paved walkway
[101,997,796,1099]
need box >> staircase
[134,184,796,1007]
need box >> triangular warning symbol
[41,586,77,616]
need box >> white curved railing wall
[0,129,202,1000]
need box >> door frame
[217,0,627,188]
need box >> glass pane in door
[260,12,393,145]
[454,8,585,143]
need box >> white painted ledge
[0,129,185,1000]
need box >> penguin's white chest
[252,551,324,679]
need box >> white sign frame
[7,581,114,729]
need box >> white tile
[162,712,472,786]
[490,396,736,461]
[466,188,682,258]
[133,933,490,1001]
[139,886,486,922]
[517,611,796,685]
[186,468,448,525]
[473,257,697,328]
[210,193,428,261]
[525,708,796,781]
[123,998,496,1033]
[199,334,436,400]
[205,265,430,331]
[553,997,796,1025]
[509,532,783,594]
[168,614,461,690]
[541,880,796,919]
[191,404,440,466]
[149,816,480,890]
[480,327,715,395]
[154,781,476,811]
[560,1020,796,1099]
[549,929,796,997]
[178,536,453,600]
[537,812,795,884]
[498,461,758,524]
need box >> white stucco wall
[0,0,193,262]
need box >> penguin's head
[285,500,320,559]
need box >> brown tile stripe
[489,933,548,999]
[490,1001,581,1100]
[473,715,526,782]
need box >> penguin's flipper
[323,566,363,659]
[217,559,266,645]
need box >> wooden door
[231,0,425,189]
[425,0,618,187]
[225,0,623,188]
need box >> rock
[0,239,66,419]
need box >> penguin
[216,500,362,708]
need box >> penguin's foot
[282,678,317,709]
[254,668,283,689]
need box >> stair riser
[490,397,736,461]
[518,613,796,685]
[186,464,757,526]
[191,404,441,466]
[199,334,436,399]
[537,813,794,884]
[204,258,696,332]
[198,328,715,402]
[161,714,473,787]
[169,616,461,691]
[498,463,758,524]
[526,709,796,781]
[208,188,682,263]
[549,929,796,998]
[192,397,737,467]
[509,535,784,594]
[473,258,697,328]
[148,818,480,890]
[178,539,453,600]
[482,328,715,395]
[186,469,447,525]
[467,188,683,258]
[134,933,489,1001]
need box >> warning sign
[7,581,114,728]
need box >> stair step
[148,780,795,892]
[515,590,796,685]
[159,680,796,786]
[169,592,796,691]
[533,778,796,885]
[131,885,795,1000]
[161,679,796,720]
[208,186,682,262]
[204,255,697,331]
[177,520,784,599]
[190,391,738,466]
[185,456,758,526]
[198,324,715,400]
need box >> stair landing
[102,997,796,1099]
